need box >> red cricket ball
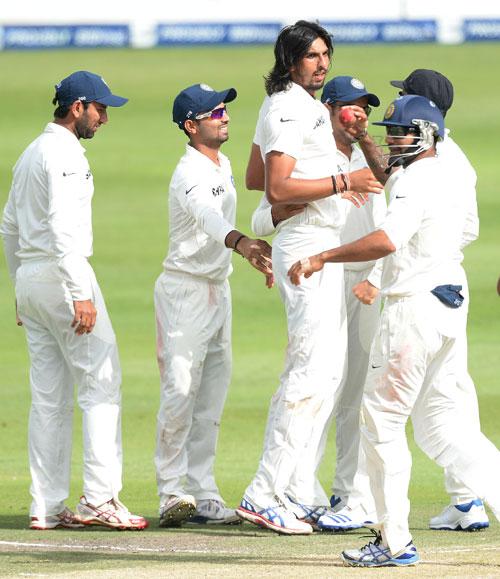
[339,107,356,125]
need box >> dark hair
[265,20,333,96]
[52,93,89,119]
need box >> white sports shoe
[341,532,420,567]
[330,495,346,513]
[429,499,489,531]
[318,504,376,532]
[159,494,196,528]
[285,495,328,529]
[187,499,241,525]
[76,496,148,530]
[236,495,313,535]
[30,507,84,530]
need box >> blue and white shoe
[186,499,241,525]
[285,495,328,529]
[429,499,489,531]
[341,533,420,567]
[318,505,376,532]
[330,495,345,511]
[236,495,313,535]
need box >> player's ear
[70,100,86,118]
[184,119,198,136]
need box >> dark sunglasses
[337,104,372,117]
[195,106,227,121]
[386,125,417,137]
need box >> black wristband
[233,234,246,252]
[331,174,338,195]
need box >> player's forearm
[358,133,390,185]
[320,230,395,264]
[266,175,340,204]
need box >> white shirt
[162,144,236,282]
[256,82,345,231]
[337,146,387,271]
[368,129,478,289]
[380,156,467,297]
[251,143,387,270]
[0,122,94,300]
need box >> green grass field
[0,43,499,577]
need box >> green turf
[0,43,499,575]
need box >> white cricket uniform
[363,130,481,508]
[244,82,348,507]
[154,144,236,505]
[0,122,122,518]
[360,156,500,555]
[251,144,387,506]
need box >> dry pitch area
[0,523,499,578]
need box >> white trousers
[331,267,381,502]
[154,272,231,505]
[347,278,482,513]
[361,294,500,555]
[245,226,347,506]
[16,261,122,518]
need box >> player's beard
[304,70,327,93]
[75,111,97,140]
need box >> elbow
[265,185,283,205]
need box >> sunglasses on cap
[195,106,227,121]
[386,125,418,137]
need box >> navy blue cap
[373,94,445,138]
[55,71,128,107]
[390,69,453,116]
[321,76,380,107]
[172,83,237,130]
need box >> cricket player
[0,71,147,530]
[354,69,486,532]
[289,95,500,567]
[236,21,383,535]
[250,76,386,531]
[154,83,272,527]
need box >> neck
[190,142,221,165]
[333,130,353,158]
[53,118,79,139]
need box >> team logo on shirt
[212,184,225,196]
[313,116,326,130]
[85,170,92,180]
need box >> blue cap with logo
[172,83,237,130]
[373,94,445,138]
[54,71,128,107]
[321,76,380,107]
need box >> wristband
[331,174,339,195]
[233,234,246,252]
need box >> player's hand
[340,190,369,208]
[349,167,383,195]
[288,254,324,285]
[265,273,274,289]
[15,300,22,326]
[72,300,97,335]
[352,279,379,305]
[339,105,369,140]
[238,237,273,277]
[271,203,307,226]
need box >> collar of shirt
[184,143,226,171]
[45,122,86,153]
